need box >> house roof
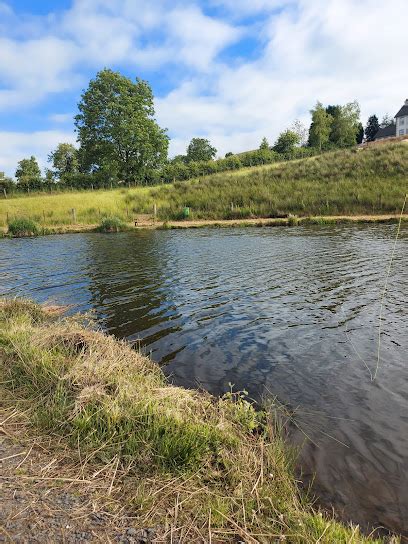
[374,123,396,140]
[395,104,408,118]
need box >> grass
[7,217,40,236]
[0,299,396,543]
[1,141,407,229]
[97,215,128,232]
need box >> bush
[97,216,126,232]
[8,218,39,237]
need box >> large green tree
[273,129,300,154]
[308,102,333,151]
[75,69,169,183]
[186,138,217,162]
[329,101,361,147]
[48,143,79,180]
[15,156,42,189]
[365,115,380,142]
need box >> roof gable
[395,105,408,118]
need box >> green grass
[7,217,40,236]
[1,141,407,228]
[0,299,395,543]
[97,215,128,232]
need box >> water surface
[0,225,407,535]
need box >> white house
[374,99,408,140]
[395,99,408,136]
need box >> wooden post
[3,188,7,199]
[71,208,76,224]
[126,207,129,220]
[6,212,9,224]
[153,203,157,222]
[43,210,46,224]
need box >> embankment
[0,299,395,543]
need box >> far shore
[1,213,407,237]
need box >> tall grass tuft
[8,217,39,237]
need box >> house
[374,99,408,140]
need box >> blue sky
[1,0,408,176]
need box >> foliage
[15,156,42,190]
[48,143,79,180]
[365,115,380,142]
[329,101,361,147]
[259,137,270,150]
[186,137,217,162]
[308,102,333,150]
[97,216,127,232]
[291,119,308,147]
[75,69,169,183]
[356,122,365,144]
[2,142,406,228]
[381,114,394,128]
[8,217,39,237]
[273,130,300,155]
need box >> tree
[225,152,233,158]
[48,143,79,180]
[365,115,380,142]
[380,114,394,128]
[356,122,364,144]
[15,156,42,189]
[75,69,169,183]
[259,137,270,151]
[329,101,361,147]
[290,120,308,147]
[273,130,300,155]
[308,102,333,151]
[186,138,217,162]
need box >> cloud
[1,0,408,173]
[0,130,76,176]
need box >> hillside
[1,141,407,229]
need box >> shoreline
[0,299,391,542]
[1,213,407,238]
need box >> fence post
[6,212,9,224]
[43,210,46,224]
[153,203,157,222]
[71,208,76,224]
[3,188,7,199]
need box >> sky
[1,0,408,177]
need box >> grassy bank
[1,141,407,229]
[0,299,395,543]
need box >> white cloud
[0,130,76,176]
[1,0,408,172]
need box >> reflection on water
[0,224,407,535]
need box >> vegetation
[0,299,391,543]
[365,115,380,142]
[15,156,42,190]
[7,217,39,237]
[75,69,169,183]
[1,141,407,228]
[97,216,127,232]
[48,143,79,181]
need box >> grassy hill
[1,141,407,229]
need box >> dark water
[0,225,407,536]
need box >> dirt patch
[0,407,162,544]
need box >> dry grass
[0,299,396,543]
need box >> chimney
[405,99,408,106]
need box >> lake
[1,224,407,536]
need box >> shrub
[97,216,126,232]
[8,218,39,237]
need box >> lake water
[0,225,407,536]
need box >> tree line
[0,68,389,193]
